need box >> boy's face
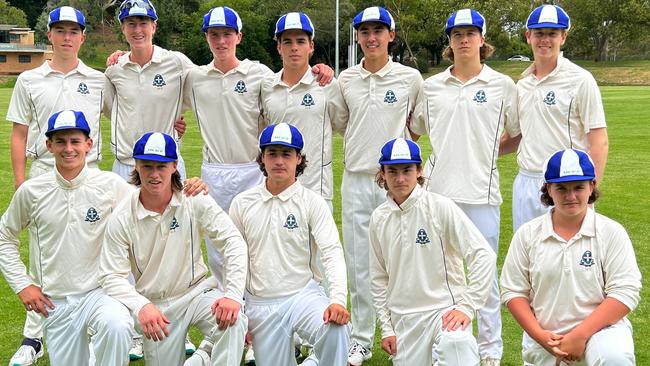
[526,28,567,61]
[356,22,395,60]
[135,159,178,196]
[47,22,85,58]
[121,16,157,50]
[261,145,301,184]
[46,129,92,173]
[381,163,421,204]
[449,26,484,62]
[277,29,314,71]
[206,27,242,63]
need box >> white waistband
[202,161,259,170]
[517,169,544,179]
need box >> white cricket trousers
[455,203,502,360]
[142,282,247,366]
[341,170,385,349]
[512,169,549,232]
[390,307,479,366]
[521,318,635,366]
[22,160,98,340]
[43,288,133,366]
[112,155,187,182]
[201,161,263,287]
[245,280,351,366]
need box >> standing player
[338,7,423,364]
[501,149,641,366]
[369,138,496,365]
[106,0,192,181]
[502,4,608,231]
[99,132,248,366]
[0,110,133,365]
[229,123,350,365]
[261,12,348,208]
[5,7,112,364]
[410,9,519,366]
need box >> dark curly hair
[375,164,425,190]
[256,147,307,177]
[540,182,600,207]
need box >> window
[0,55,6,63]
[18,55,31,63]
[9,34,20,43]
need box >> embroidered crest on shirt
[85,207,100,223]
[170,216,180,231]
[473,90,487,104]
[415,229,431,245]
[384,90,398,104]
[301,93,315,107]
[234,80,247,94]
[152,74,166,88]
[284,214,298,230]
[543,91,556,106]
[579,250,594,267]
[77,82,90,95]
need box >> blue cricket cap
[46,110,91,138]
[445,9,486,36]
[274,12,315,40]
[543,149,595,183]
[202,6,242,33]
[527,5,570,30]
[379,138,422,165]
[118,0,158,22]
[133,132,178,162]
[259,123,304,150]
[48,6,86,31]
[353,6,395,31]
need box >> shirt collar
[273,67,315,88]
[136,189,182,219]
[358,58,393,79]
[260,179,302,202]
[40,59,90,77]
[55,164,90,189]
[119,45,163,67]
[386,184,423,212]
[443,64,492,84]
[521,54,566,81]
[541,207,597,241]
[207,58,252,75]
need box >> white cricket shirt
[105,46,194,165]
[184,59,273,164]
[338,59,422,174]
[100,190,247,316]
[261,68,348,200]
[369,185,496,338]
[229,180,347,306]
[500,209,641,334]
[0,166,132,298]
[516,56,607,173]
[6,60,111,166]
[412,65,520,205]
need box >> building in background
[0,25,52,74]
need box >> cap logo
[390,138,412,160]
[270,123,292,144]
[129,6,148,16]
[209,8,226,26]
[454,9,473,26]
[538,5,559,24]
[559,150,584,177]
[361,7,380,21]
[284,12,303,30]
[59,7,78,23]
[53,110,77,129]
[143,133,167,156]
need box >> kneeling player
[100,132,248,366]
[229,123,350,365]
[501,149,641,366]
[369,138,496,365]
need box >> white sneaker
[480,358,501,366]
[185,336,196,355]
[183,349,210,366]
[9,341,44,366]
[347,341,372,365]
[243,346,255,365]
[128,337,144,361]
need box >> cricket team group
[0,1,642,366]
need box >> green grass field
[0,80,648,365]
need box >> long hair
[540,182,600,206]
[129,167,184,192]
[443,42,495,62]
[375,164,425,190]
[256,148,308,177]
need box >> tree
[7,0,46,28]
[0,0,28,27]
